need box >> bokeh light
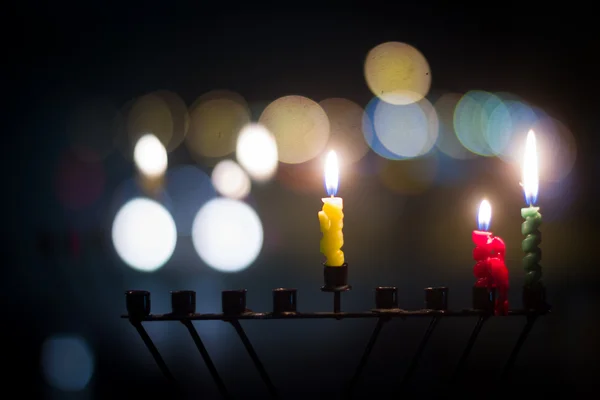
[453,90,495,157]
[363,96,438,159]
[531,116,577,183]
[155,90,191,152]
[259,95,330,164]
[186,90,251,164]
[320,98,369,166]
[211,159,251,199]
[433,92,476,160]
[364,41,431,105]
[493,99,540,163]
[126,92,174,150]
[236,123,279,182]
[497,110,577,185]
[41,334,94,392]
[191,198,263,273]
[111,197,177,272]
[452,90,543,159]
[133,133,168,178]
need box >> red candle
[472,200,509,315]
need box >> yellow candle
[319,151,345,266]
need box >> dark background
[6,3,599,399]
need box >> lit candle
[473,200,493,288]
[318,151,344,267]
[521,130,543,289]
[472,199,509,315]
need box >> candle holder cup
[374,286,398,309]
[171,290,196,315]
[222,289,248,315]
[472,286,496,313]
[522,284,549,312]
[321,263,351,314]
[424,287,448,310]
[272,288,297,314]
[125,290,151,319]
[321,263,350,291]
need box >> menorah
[122,282,549,398]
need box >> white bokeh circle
[236,123,278,182]
[133,133,168,177]
[211,159,251,199]
[191,198,263,272]
[111,197,177,272]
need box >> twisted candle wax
[521,130,543,289]
[319,197,344,266]
[521,206,542,287]
[472,232,509,315]
[473,200,508,315]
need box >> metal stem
[500,315,537,379]
[334,292,341,313]
[399,316,440,387]
[345,318,387,396]
[182,321,231,399]
[230,319,278,398]
[450,315,487,382]
[130,320,177,385]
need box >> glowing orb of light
[191,198,263,273]
[236,123,279,182]
[258,95,330,164]
[364,41,431,105]
[133,133,168,177]
[111,197,177,272]
[211,159,251,199]
[41,335,94,392]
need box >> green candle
[521,206,542,286]
[521,130,543,289]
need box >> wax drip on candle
[521,130,543,288]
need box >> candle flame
[324,150,339,196]
[522,130,539,206]
[477,199,491,231]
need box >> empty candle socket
[222,289,247,315]
[125,290,151,319]
[425,287,448,310]
[375,287,398,309]
[171,290,196,315]
[472,286,496,313]
[272,288,297,314]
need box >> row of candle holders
[125,286,521,318]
